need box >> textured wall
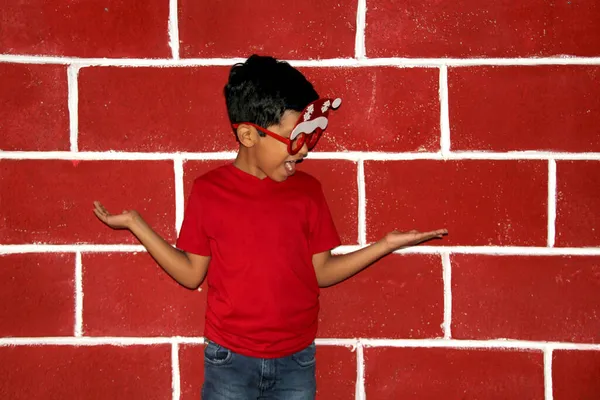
[1,0,600,399]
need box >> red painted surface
[319,254,443,338]
[0,0,170,57]
[301,67,440,152]
[0,160,175,244]
[364,347,545,399]
[556,161,600,247]
[178,0,356,59]
[553,350,600,400]
[449,66,600,152]
[0,64,69,151]
[2,1,599,397]
[0,253,74,336]
[295,160,358,245]
[365,160,548,246]
[82,253,205,336]
[366,0,600,57]
[78,67,234,153]
[452,255,600,342]
[0,345,172,399]
[179,344,205,400]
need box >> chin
[270,173,288,183]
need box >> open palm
[385,229,448,250]
[93,201,137,230]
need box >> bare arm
[93,201,210,289]
[312,229,447,288]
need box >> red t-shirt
[176,163,341,358]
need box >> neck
[234,147,267,179]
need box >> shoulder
[191,164,231,187]
[189,164,232,196]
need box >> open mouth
[284,160,299,176]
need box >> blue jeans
[202,340,317,400]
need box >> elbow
[182,274,206,290]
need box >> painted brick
[79,66,439,154]
[553,350,600,400]
[79,67,234,153]
[0,160,175,244]
[452,255,600,343]
[301,67,440,152]
[179,344,205,400]
[366,0,600,57]
[183,159,358,245]
[315,346,356,399]
[82,253,205,336]
[319,254,443,338]
[449,66,600,152]
[0,0,170,57]
[178,0,355,59]
[364,347,544,399]
[556,161,600,247]
[365,160,547,246]
[0,64,69,151]
[0,253,74,336]
[294,160,358,245]
[0,345,171,399]
[178,344,356,400]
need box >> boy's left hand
[384,229,448,251]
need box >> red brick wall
[1,1,600,399]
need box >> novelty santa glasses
[232,97,342,155]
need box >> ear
[236,124,259,148]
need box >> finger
[93,208,107,222]
[416,231,443,242]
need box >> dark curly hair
[224,55,319,138]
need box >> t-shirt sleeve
[176,180,211,256]
[308,182,341,254]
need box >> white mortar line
[4,244,600,256]
[315,338,359,346]
[0,244,146,254]
[168,0,180,60]
[355,340,366,400]
[74,252,83,337]
[357,159,367,246]
[2,337,599,351]
[171,342,181,400]
[354,0,367,59]
[2,55,600,67]
[361,339,600,351]
[547,160,557,247]
[0,337,203,346]
[442,252,452,339]
[3,151,600,161]
[439,66,450,157]
[67,65,80,152]
[544,347,554,400]
[174,157,185,235]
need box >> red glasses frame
[232,97,340,155]
[231,121,322,155]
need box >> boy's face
[254,110,308,182]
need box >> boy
[93,55,447,400]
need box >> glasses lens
[290,134,306,154]
[307,130,322,150]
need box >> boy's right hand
[93,201,139,230]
